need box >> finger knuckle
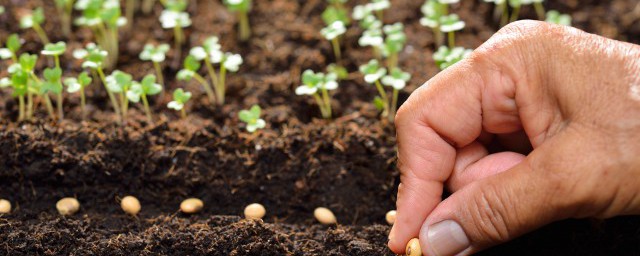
[466,184,515,244]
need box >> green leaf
[42,42,67,56]
[183,55,201,71]
[18,53,38,72]
[322,6,350,26]
[238,110,254,123]
[6,34,21,53]
[250,104,261,118]
[78,72,92,86]
[373,96,385,111]
[327,64,348,80]
[164,0,188,11]
[141,74,163,95]
[43,67,62,82]
[223,0,251,12]
[32,7,45,25]
[173,88,191,103]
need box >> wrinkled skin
[389,20,640,256]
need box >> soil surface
[0,0,639,255]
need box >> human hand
[389,20,640,255]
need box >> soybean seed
[121,196,141,215]
[244,203,266,220]
[406,238,422,256]
[314,207,337,225]
[180,198,203,214]
[56,197,80,216]
[385,210,397,225]
[0,199,11,214]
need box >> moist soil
[0,0,639,255]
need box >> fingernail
[423,220,470,256]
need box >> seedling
[42,42,67,70]
[55,0,75,36]
[217,52,243,105]
[139,43,170,85]
[168,88,191,118]
[238,105,266,133]
[368,0,391,21]
[177,55,216,105]
[160,0,191,51]
[296,70,338,119]
[433,45,472,70]
[440,14,465,48]
[327,63,348,80]
[420,0,463,48]
[244,203,266,220]
[75,0,127,68]
[381,67,411,122]
[322,0,350,27]
[406,238,422,256]
[74,43,122,119]
[127,74,163,123]
[56,197,80,216]
[321,21,347,63]
[20,7,50,45]
[41,67,65,121]
[382,23,407,69]
[19,53,56,120]
[0,70,28,121]
[359,59,390,117]
[64,72,92,120]
[223,0,252,41]
[508,0,539,22]
[546,10,571,26]
[0,34,22,63]
[105,70,134,122]
[121,196,141,215]
[314,207,337,225]
[357,16,384,60]
[180,198,203,214]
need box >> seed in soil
[244,203,266,220]
[0,199,11,214]
[180,198,203,214]
[386,210,397,225]
[314,207,337,225]
[56,197,80,216]
[121,196,141,215]
[406,238,422,256]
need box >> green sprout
[323,0,350,27]
[420,0,463,48]
[483,0,509,26]
[168,88,191,118]
[19,53,55,120]
[382,23,407,69]
[128,74,163,123]
[105,70,133,123]
[142,0,157,14]
[55,0,75,37]
[160,0,191,57]
[532,0,545,20]
[75,0,127,68]
[381,67,411,122]
[42,68,65,121]
[359,59,389,117]
[140,43,170,85]
[223,0,252,41]
[321,21,347,63]
[64,72,92,120]
[508,0,543,23]
[368,0,391,21]
[187,37,242,105]
[1,71,28,121]
[433,46,472,70]
[42,42,67,69]
[238,105,266,133]
[546,10,571,26]
[0,34,22,63]
[296,70,339,119]
[74,43,122,119]
[20,7,50,45]
[177,55,216,105]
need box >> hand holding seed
[390,21,640,255]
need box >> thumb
[418,135,581,256]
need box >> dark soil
[0,0,639,255]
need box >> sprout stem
[80,88,86,121]
[97,67,123,123]
[434,27,443,47]
[387,53,398,70]
[193,73,216,105]
[54,56,60,69]
[374,80,389,116]
[321,87,332,119]
[120,92,129,123]
[390,89,399,122]
[448,32,455,48]
[312,93,329,118]
[180,107,186,119]
[204,59,220,87]
[142,0,156,14]
[509,6,521,23]
[331,38,342,63]
[43,94,56,120]
[153,62,164,85]
[217,66,227,105]
[18,95,25,121]
[376,10,384,22]
[238,11,251,42]
[26,78,33,120]
[126,0,135,30]
[141,94,153,123]
[32,23,50,45]
[534,2,545,20]
[499,2,509,27]
[57,92,64,122]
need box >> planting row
[1,0,572,128]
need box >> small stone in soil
[386,210,397,225]
[180,198,204,214]
[244,203,266,220]
[314,207,337,225]
[406,238,422,256]
[121,196,141,215]
[0,199,11,214]
[56,198,80,216]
